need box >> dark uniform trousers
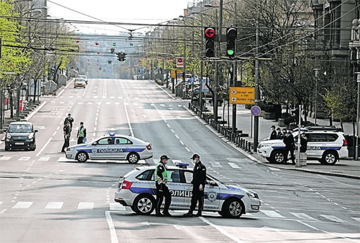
[156,183,171,214]
[189,184,204,213]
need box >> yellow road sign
[171,70,176,79]
[229,87,255,105]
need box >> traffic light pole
[183,18,186,98]
[214,0,223,122]
[254,19,260,149]
[200,15,204,114]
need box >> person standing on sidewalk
[61,121,71,152]
[283,129,295,164]
[269,125,277,140]
[77,122,86,144]
[155,155,172,217]
[184,154,207,217]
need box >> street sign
[251,106,261,116]
[229,87,255,105]
[189,77,195,83]
[176,57,184,68]
[200,79,210,93]
[177,73,182,78]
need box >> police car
[257,127,348,165]
[114,163,261,218]
[65,133,153,163]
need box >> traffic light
[204,27,215,57]
[226,27,237,58]
[116,52,127,61]
[110,48,115,54]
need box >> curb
[183,105,360,180]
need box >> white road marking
[93,96,98,98]
[352,217,360,222]
[78,202,94,209]
[170,129,175,133]
[109,203,126,211]
[269,167,281,171]
[320,214,344,223]
[200,217,244,243]
[173,225,183,230]
[19,157,30,161]
[0,157,11,160]
[115,102,120,105]
[38,157,50,161]
[185,147,190,152]
[180,140,184,145]
[105,211,119,243]
[160,104,165,107]
[110,96,115,99]
[106,102,111,105]
[78,102,83,104]
[124,102,134,137]
[36,137,52,156]
[87,102,93,104]
[261,210,284,218]
[210,162,222,167]
[0,209,7,214]
[228,163,241,169]
[45,202,63,209]
[133,103,138,106]
[291,212,317,221]
[13,202,33,209]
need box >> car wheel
[270,150,285,164]
[5,147,9,151]
[321,151,338,165]
[132,195,155,215]
[222,198,243,218]
[76,152,88,162]
[127,153,140,164]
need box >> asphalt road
[0,79,359,243]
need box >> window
[98,138,111,145]
[114,138,132,145]
[183,171,193,184]
[308,134,338,142]
[136,170,154,181]
[168,170,181,183]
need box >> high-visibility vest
[79,127,85,137]
[155,162,168,183]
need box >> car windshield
[8,124,32,133]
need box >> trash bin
[299,152,307,166]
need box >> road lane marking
[109,203,126,211]
[210,162,222,167]
[105,211,119,243]
[78,202,94,209]
[124,101,133,137]
[228,163,241,169]
[185,147,190,152]
[352,217,360,222]
[0,157,11,160]
[200,217,244,243]
[269,167,281,171]
[320,214,344,223]
[180,140,184,145]
[261,210,284,218]
[36,137,52,157]
[13,202,33,208]
[19,157,30,161]
[45,202,63,209]
[291,212,317,221]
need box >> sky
[47,0,193,34]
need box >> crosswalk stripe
[78,202,94,210]
[320,214,344,223]
[0,157,11,160]
[13,202,33,209]
[210,162,222,167]
[228,163,241,169]
[352,217,360,222]
[106,102,111,105]
[261,210,284,218]
[38,157,50,161]
[109,203,126,211]
[290,212,317,221]
[45,202,63,209]
[19,157,30,161]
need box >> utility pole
[183,17,186,99]
[254,18,260,149]
[214,0,223,122]
[199,14,204,114]
[232,1,237,134]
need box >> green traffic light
[227,50,234,55]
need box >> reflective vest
[155,162,168,183]
[79,127,85,137]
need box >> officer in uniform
[155,155,172,217]
[184,154,207,217]
[77,122,86,144]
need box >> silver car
[114,164,261,218]
[65,133,153,163]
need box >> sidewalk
[185,99,360,180]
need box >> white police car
[257,127,348,165]
[114,163,261,218]
[65,133,153,163]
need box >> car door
[306,133,325,158]
[166,169,188,209]
[90,137,110,159]
[107,137,129,160]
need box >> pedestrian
[300,133,308,153]
[283,129,295,164]
[276,127,282,139]
[269,125,277,140]
[155,155,172,217]
[77,122,86,144]
[64,113,74,135]
[61,121,71,152]
[184,154,207,217]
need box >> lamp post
[313,68,320,125]
[355,72,360,160]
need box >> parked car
[74,78,86,88]
[3,121,38,151]
[114,163,261,218]
[257,127,348,165]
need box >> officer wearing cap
[77,122,86,144]
[184,154,207,217]
[155,155,172,217]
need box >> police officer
[77,122,86,144]
[269,125,277,140]
[283,129,295,164]
[184,154,207,217]
[61,121,71,152]
[155,155,172,217]
[64,114,74,136]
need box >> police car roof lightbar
[109,132,116,137]
[175,162,189,168]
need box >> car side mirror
[92,142,98,145]
[209,181,218,187]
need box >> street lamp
[355,72,360,160]
[313,68,320,125]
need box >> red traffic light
[205,27,215,39]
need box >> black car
[3,122,38,151]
